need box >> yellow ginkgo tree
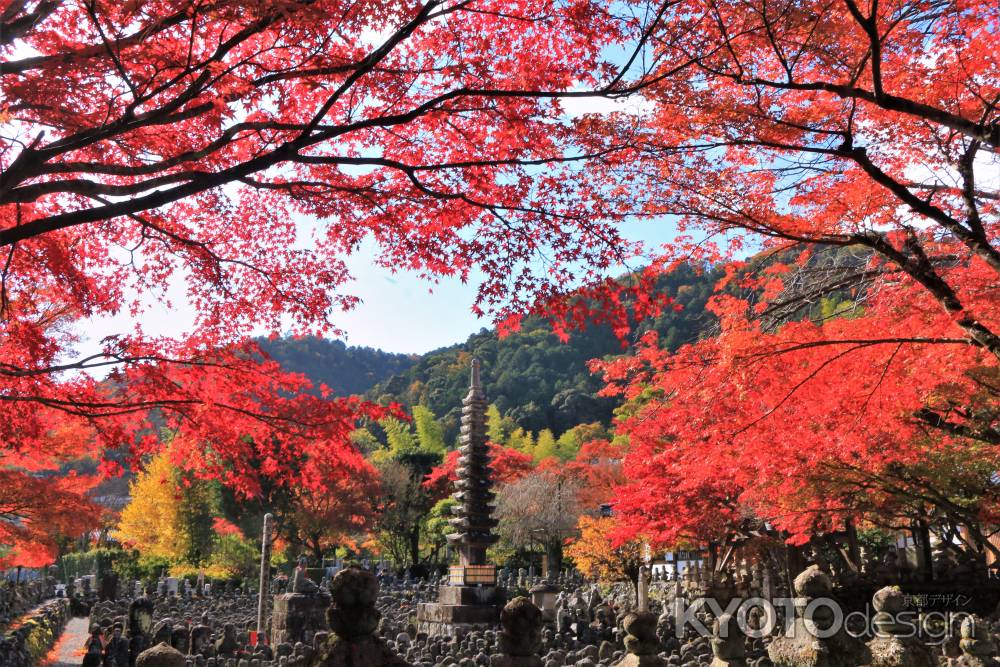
[114,447,219,570]
[565,516,645,595]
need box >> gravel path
[42,616,90,667]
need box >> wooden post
[256,513,273,638]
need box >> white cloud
[560,93,655,119]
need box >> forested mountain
[258,264,721,442]
[367,263,722,441]
[258,337,417,396]
[261,252,867,445]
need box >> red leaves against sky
[589,0,999,549]
[601,251,999,548]
[1,0,998,560]
[0,0,649,560]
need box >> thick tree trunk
[545,540,563,577]
[409,528,420,569]
[915,519,933,583]
[627,564,640,601]
[846,520,861,572]
[311,541,325,566]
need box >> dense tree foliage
[495,470,585,575]
[597,0,999,561]
[565,516,644,593]
[3,0,995,578]
[0,0,663,565]
[114,448,219,570]
[0,468,103,568]
[287,458,382,564]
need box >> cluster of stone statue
[71,562,1000,667]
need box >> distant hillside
[257,264,724,442]
[258,336,417,396]
[366,263,722,441]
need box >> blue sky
[80,213,681,356]
[333,217,681,353]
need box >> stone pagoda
[417,359,506,635]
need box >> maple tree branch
[733,343,868,435]
[737,337,971,360]
[835,462,1000,551]
[0,0,61,46]
[0,352,231,378]
[606,0,678,89]
[856,232,1000,359]
[5,171,207,203]
[913,408,1000,446]
[706,73,999,148]
[675,135,1000,276]
[0,80,650,246]
[296,0,444,139]
[0,8,191,73]
[0,391,351,433]
[844,146,1000,276]
[0,13,282,194]
[84,0,139,101]
[957,139,985,239]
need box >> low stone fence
[0,598,71,667]
[1,579,56,630]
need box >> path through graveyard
[43,616,89,667]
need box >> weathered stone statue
[768,566,870,667]
[292,555,320,595]
[215,623,240,657]
[863,586,935,667]
[710,612,747,667]
[108,624,131,667]
[135,642,186,667]
[99,570,119,602]
[656,609,680,656]
[612,611,665,666]
[189,623,212,657]
[151,618,173,647]
[492,597,543,667]
[169,624,189,653]
[272,554,330,646]
[951,616,1000,667]
[128,596,155,667]
[310,566,408,667]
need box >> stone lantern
[529,582,560,622]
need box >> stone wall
[0,598,71,667]
[0,579,56,630]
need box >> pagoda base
[416,585,507,636]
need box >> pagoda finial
[470,358,481,390]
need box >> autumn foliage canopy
[594,0,1000,555]
[0,0,652,562]
[1,0,997,565]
